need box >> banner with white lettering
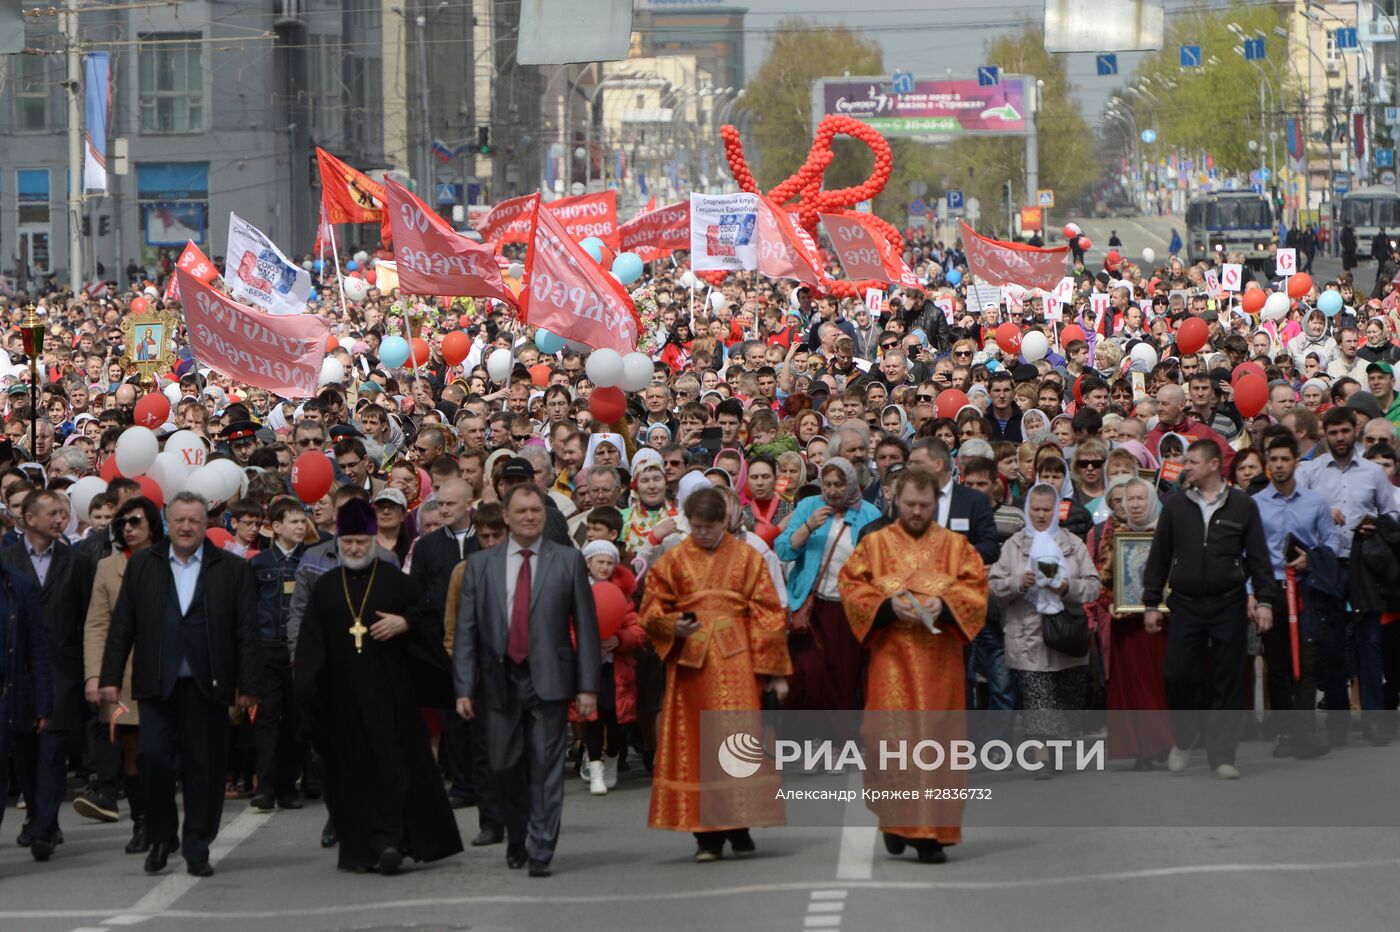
[619,200,690,262]
[384,177,518,305]
[225,213,312,315]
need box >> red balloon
[1234,373,1268,418]
[365,270,377,286]
[326,335,339,351]
[136,475,164,509]
[1078,235,1092,251]
[529,363,552,386]
[100,457,123,481]
[592,581,629,641]
[597,245,616,270]
[588,386,626,424]
[995,322,1023,355]
[1060,324,1086,346]
[1287,272,1313,299]
[442,331,471,366]
[458,314,472,329]
[1241,289,1267,314]
[1062,224,1078,238]
[130,296,150,314]
[205,527,234,549]
[409,337,431,366]
[1232,361,1267,386]
[290,451,334,504]
[934,389,969,420]
[133,393,171,430]
[1176,317,1209,355]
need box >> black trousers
[141,679,229,864]
[254,648,301,799]
[443,714,503,832]
[1261,592,1320,739]
[1163,592,1247,767]
[11,727,69,843]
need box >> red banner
[383,177,518,306]
[315,147,392,246]
[177,269,329,399]
[522,199,639,354]
[756,198,825,288]
[164,240,218,301]
[619,201,689,262]
[475,193,536,247]
[478,191,621,251]
[959,220,1068,290]
[820,212,918,288]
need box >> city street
[4,736,1400,931]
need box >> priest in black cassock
[295,499,463,874]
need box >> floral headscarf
[820,456,864,510]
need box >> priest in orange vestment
[839,467,988,864]
[640,485,792,863]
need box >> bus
[1185,192,1274,266]
[1341,186,1400,247]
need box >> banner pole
[328,221,350,321]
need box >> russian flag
[432,138,453,163]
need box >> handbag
[1042,603,1090,658]
[791,520,847,631]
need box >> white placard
[863,286,885,316]
[1044,295,1064,322]
[225,213,312,316]
[934,295,957,324]
[1220,263,1243,293]
[1275,247,1297,276]
[1204,268,1220,297]
[689,192,759,272]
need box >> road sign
[891,70,914,94]
[435,183,460,206]
[1335,27,1359,50]
[946,190,965,211]
[909,197,928,215]
[1378,148,1395,169]
[1243,37,1266,61]
[1141,128,1157,144]
[1276,247,1297,276]
[1037,189,1055,208]
[1383,170,1397,187]
[1095,54,1118,76]
[977,66,1000,87]
[1179,45,1202,68]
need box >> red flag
[522,198,639,354]
[820,212,919,288]
[959,220,1068,290]
[383,177,518,306]
[619,201,689,262]
[755,197,825,288]
[164,240,218,301]
[314,147,392,247]
[642,195,657,216]
[476,194,536,249]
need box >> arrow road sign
[1179,45,1202,68]
[977,66,1000,87]
[1096,54,1118,76]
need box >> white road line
[67,927,109,932]
[810,890,848,901]
[802,917,842,929]
[807,901,845,913]
[834,827,876,881]
[102,808,267,925]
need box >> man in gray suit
[453,484,600,877]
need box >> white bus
[1185,192,1274,266]
[1341,186,1400,246]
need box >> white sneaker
[1167,746,1191,773]
[588,760,608,796]
[602,754,619,790]
[1214,764,1241,780]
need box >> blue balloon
[946,269,963,286]
[312,259,324,274]
[379,335,410,368]
[535,329,566,354]
[579,237,606,263]
[346,260,359,272]
[1318,289,1344,317]
[612,251,644,285]
[308,288,318,302]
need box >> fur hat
[336,498,378,537]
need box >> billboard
[812,75,1031,139]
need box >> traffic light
[1002,180,1011,207]
[476,126,492,156]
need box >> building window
[1325,31,1340,69]
[309,35,341,140]
[139,34,205,133]
[13,54,52,132]
[136,162,210,261]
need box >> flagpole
[327,221,350,320]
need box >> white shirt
[936,482,954,529]
[505,537,540,621]
[815,519,856,601]
[170,547,202,614]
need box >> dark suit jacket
[409,527,481,644]
[0,565,52,730]
[100,540,261,706]
[452,538,601,709]
[856,483,1001,566]
[0,539,95,731]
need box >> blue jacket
[775,496,883,606]
[250,542,306,649]
[0,564,52,729]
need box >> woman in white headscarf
[583,432,628,471]
[989,482,1102,777]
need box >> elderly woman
[774,457,882,711]
[989,483,1101,776]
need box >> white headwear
[1023,482,1067,616]
[582,540,618,563]
[582,432,626,471]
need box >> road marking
[810,890,848,901]
[101,808,267,926]
[803,917,842,928]
[807,901,845,913]
[834,825,876,881]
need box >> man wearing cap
[1365,361,1400,426]
[496,457,572,546]
[220,421,260,467]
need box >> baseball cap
[1366,361,1394,376]
[371,487,408,509]
[1347,391,1385,420]
[499,457,535,482]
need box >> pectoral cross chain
[348,617,368,653]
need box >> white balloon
[486,348,514,382]
[115,426,160,477]
[708,291,727,312]
[1263,292,1291,321]
[182,466,226,504]
[320,356,345,386]
[1065,222,1081,235]
[1141,247,1156,265]
[678,270,697,289]
[163,381,183,406]
[1129,342,1159,370]
[147,448,191,501]
[585,348,624,388]
[353,250,369,266]
[204,458,246,502]
[508,262,524,279]
[343,277,369,302]
[1020,331,1049,362]
[165,430,208,470]
[66,476,108,524]
[620,352,655,392]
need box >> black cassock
[295,560,463,872]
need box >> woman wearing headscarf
[774,451,807,529]
[988,483,1102,777]
[1034,455,1094,541]
[1093,477,1173,768]
[1019,408,1052,446]
[879,404,914,442]
[741,453,787,547]
[774,457,882,711]
[623,455,679,561]
[1286,307,1338,370]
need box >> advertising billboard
[812,75,1032,139]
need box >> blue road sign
[946,190,965,210]
[1096,53,1118,76]
[1378,148,1395,169]
[435,183,460,206]
[977,66,1000,87]
[1335,27,1359,50]
[1179,45,1202,68]
[909,197,928,214]
[1141,128,1157,144]
[1244,37,1265,60]
[891,70,914,94]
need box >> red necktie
[507,549,533,663]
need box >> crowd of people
[1,218,1399,878]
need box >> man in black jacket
[0,561,51,852]
[100,491,261,877]
[0,489,94,860]
[1142,439,1277,780]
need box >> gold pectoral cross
[349,617,368,653]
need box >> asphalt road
[3,735,1400,932]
